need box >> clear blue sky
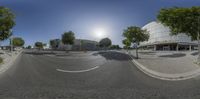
[0,0,200,46]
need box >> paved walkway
[0,50,22,74]
[121,50,200,80]
[134,51,199,74]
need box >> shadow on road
[159,53,186,58]
[139,51,156,55]
[93,51,131,61]
[23,51,55,55]
[191,52,198,56]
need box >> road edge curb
[131,55,200,81]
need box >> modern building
[140,21,197,51]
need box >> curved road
[0,51,200,99]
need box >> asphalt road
[1,50,200,99]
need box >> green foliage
[50,39,60,49]
[123,26,149,44]
[123,26,149,59]
[99,37,112,48]
[80,40,84,45]
[0,57,3,64]
[12,37,24,47]
[35,42,43,49]
[80,40,84,50]
[0,6,15,41]
[27,45,31,49]
[123,46,131,49]
[122,39,131,48]
[43,43,47,46]
[62,31,75,45]
[110,45,121,49]
[157,6,200,40]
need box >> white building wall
[43,44,50,49]
[141,21,191,45]
[58,42,72,50]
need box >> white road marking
[56,66,99,73]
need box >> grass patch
[193,59,200,66]
[0,57,3,64]
[194,62,200,65]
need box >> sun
[94,28,106,38]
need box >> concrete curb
[115,50,200,81]
[0,50,23,74]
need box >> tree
[62,31,75,45]
[110,45,120,49]
[99,38,112,50]
[27,45,31,49]
[80,40,84,51]
[157,6,200,62]
[0,6,15,41]
[50,39,60,50]
[123,26,149,59]
[35,42,43,49]
[61,31,75,51]
[43,43,47,47]
[123,46,131,49]
[122,39,131,51]
[12,37,25,47]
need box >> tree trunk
[198,39,200,62]
[197,32,200,63]
[0,42,2,57]
[197,17,200,63]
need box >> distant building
[0,46,10,50]
[72,39,98,51]
[50,39,61,50]
[43,43,50,49]
[14,46,23,51]
[140,21,198,51]
[58,42,72,50]
[50,39,98,51]
[0,46,23,51]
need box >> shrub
[0,57,3,64]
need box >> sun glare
[94,28,106,38]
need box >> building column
[189,45,192,51]
[154,45,157,51]
[176,44,179,51]
[168,45,170,51]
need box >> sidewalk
[126,50,200,80]
[0,50,22,74]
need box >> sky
[0,0,200,47]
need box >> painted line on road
[56,66,99,73]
